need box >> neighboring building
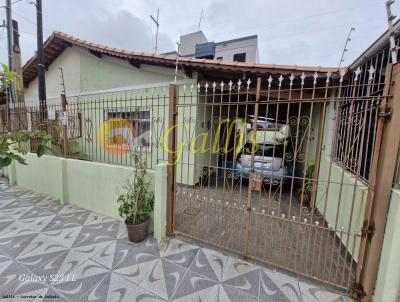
[164,31,259,63]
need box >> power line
[202,1,385,39]
[12,9,52,33]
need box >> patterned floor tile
[1,278,49,301]
[171,270,218,301]
[59,208,91,225]
[41,225,83,248]
[105,272,140,302]
[85,220,121,238]
[0,260,31,292]
[41,215,81,232]
[30,249,91,280]
[16,233,68,261]
[0,205,34,220]
[0,220,38,239]
[259,269,302,302]
[72,240,114,260]
[221,258,259,298]
[19,212,57,233]
[35,199,66,214]
[159,238,199,269]
[0,181,351,302]
[90,239,134,269]
[84,212,118,226]
[71,226,114,248]
[218,284,258,302]
[299,280,349,302]
[0,233,39,259]
[52,259,110,301]
[136,258,187,300]
[188,247,228,281]
[114,238,161,272]
[117,221,128,241]
[0,197,19,209]
[125,282,167,302]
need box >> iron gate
[167,64,388,294]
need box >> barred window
[334,99,379,182]
[105,109,151,150]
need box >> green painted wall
[11,154,173,238]
[374,188,400,302]
[12,154,156,229]
[79,49,176,92]
[316,101,367,260]
[14,154,64,199]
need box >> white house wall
[215,37,258,63]
[24,46,81,104]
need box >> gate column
[166,84,178,236]
[355,63,400,301]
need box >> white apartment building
[164,31,259,63]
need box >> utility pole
[36,0,46,119]
[5,0,16,104]
[150,8,159,53]
[59,68,68,158]
[12,20,24,104]
[386,0,398,64]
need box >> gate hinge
[361,220,375,239]
[379,106,392,121]
[349,282,366,300]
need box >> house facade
[10,28,400,301]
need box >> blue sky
[0,0,398,67]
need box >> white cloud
[0,0,397,67]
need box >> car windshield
[242,143,284,158]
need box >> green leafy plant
[0,130,55,168]
[298,160,315,195]
[117,152,154,225]
[0,64,16,94]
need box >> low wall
[374,188,400,302]
[316,154,367,261]
[9,154,168,237]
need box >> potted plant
[117,152,154,242]
[297,160,314,206]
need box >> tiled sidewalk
[0,180,350,301]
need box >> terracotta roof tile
[23,31,343,85]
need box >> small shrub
[117,152,154,225]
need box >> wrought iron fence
[0,68,389,292]
[2,85,175,170]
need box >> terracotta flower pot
[298,192,310,206]
[125,216,150,243]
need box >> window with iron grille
[334,100,379,182]
[105,109,151,151]
[332,34,397,182]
